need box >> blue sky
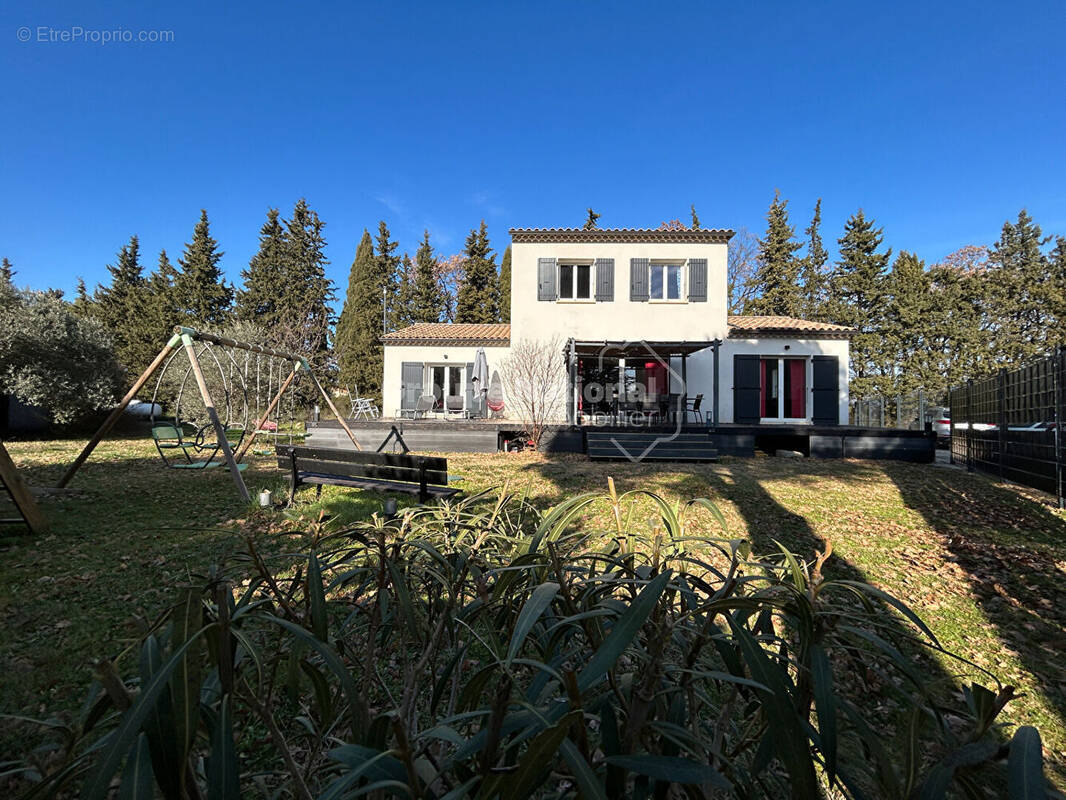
[2,1,1064,306]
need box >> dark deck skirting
[307,421,935,462]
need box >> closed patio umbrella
[471,348,489,417]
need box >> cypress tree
[374,221,401,332]
[334,230,383,397]
[498,244,512,322]
[175,209,232,326]
[882,251,933,395]
[745,191,803,316]
[237,208,288,326]
[72,277,93,316]
[393,253,417,329]
[281,199,335,368]
[0,257,13,285]
[583,208,601,230]
[455,220,498,324]
[690,205,701,230]
[828,210,892,398]
[145,249,181,342]
[1050,236,1066,350]
[799,199,829,320]
[412,230,445,323]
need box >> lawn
[2,435,1065,787]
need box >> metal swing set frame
[56,326,362,504]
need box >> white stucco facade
[379,227,853,426]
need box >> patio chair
[685,393,704,424]
[445,395,466,418]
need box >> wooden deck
[308,419,936,462]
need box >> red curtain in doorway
[788,359,806,418]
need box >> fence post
[966,378,974,472]
[949,387,954,465]
[998,368,1007,479]
[896,395,902,428]
[1057,347,1064,509]
[918,389,925,432]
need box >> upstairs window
[649,263,683,301]
[559,263,592,300]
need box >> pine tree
[799,199,829,320]
[374,221,401,332]
[175,209,232,326]
[334,230,383,398]
[583,209,601,230]
[1050,236,1066,350]
[498,244,512,322]
[690,205,701,230]
[0,257,13,285]
[882,252,933,395]
[72,277,93,316]
[412,230,445,323]
[0,258,16,310]
[92,235,158,375]
[144,249,181,342]
[237,208,288,326]
[281,199,335,370]
[827,210,892,398]
[745,191,803,316]
[455,220,498,323]
[987,209,1052,362]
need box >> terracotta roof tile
[382,323,511,345]
[728,315,855,337]
[509,227,733,244]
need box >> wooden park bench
[276,444,459,504]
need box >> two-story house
[380,227,852,428]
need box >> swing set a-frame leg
[57,334,182,489]
[181,334,251,504]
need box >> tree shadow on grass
[884,463,1066,744]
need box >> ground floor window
[429,364,463,410]
[760,357,807,421]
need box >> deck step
[585,430,718,462]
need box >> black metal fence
[949,348,1065,507]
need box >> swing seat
[151,423,201,467]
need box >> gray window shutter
[630,258,649,302]
[688,258,707,302]
[812,356,839,425]
[733,355,761,424]
[537,257,557,301]
[401,362,423,410]
[594,258,614,301]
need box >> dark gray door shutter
[401,362,423,410]
[812,356,839,425]
[733,355,761,424]
[630,258,649,301]
[594,258,614,301]
[688,258,707,302]
[537,258,557,301]
[465,362,475,412]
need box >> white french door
[428,364,463,411]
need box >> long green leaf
[559,739,608,800]
[507,582,559,663]
[1008,726,1045,800]
[138,635,182,800]
[170,587,203,764]
[495,711,579,800]
[308,552,329,642]
[118,733,155,800]
[81,626,213,800]
[576,570,671,692]
[206,696,239,800]
[809,643,837,784]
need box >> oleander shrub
[7,482,1048,799]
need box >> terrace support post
[712,340,720,428]
[998,368,1007,479]
[182,334,251,504]
[233,363,300,463]
[303,363,362,451]
[949,387,955,465]
[57,333,182,488]
[966,378,974,472]
[566,340,577,426]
